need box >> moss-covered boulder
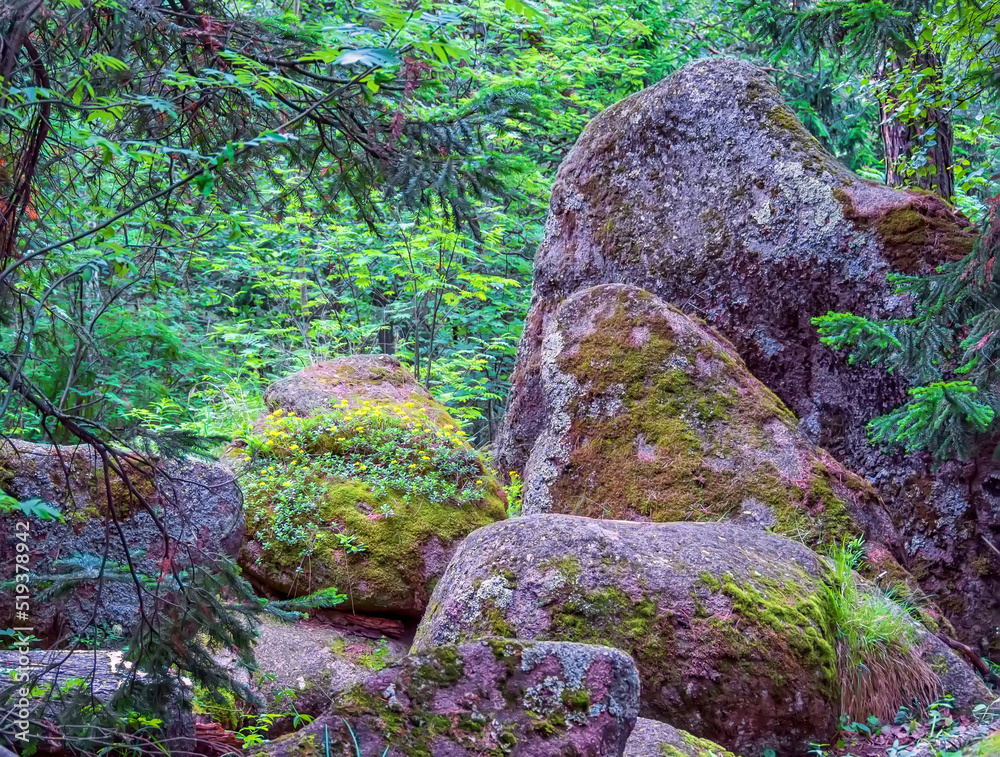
[0,439,243,641]
[255,639,639,757]
[518,282,899,561]
[238,357,506,615]
[413,515,987,756]
[624,719,737,757]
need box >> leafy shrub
[503,470,523,517]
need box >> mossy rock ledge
[238,355,506,615]
[253,639,639,757]
[0,439,243,640]
[412,515,987,756]
[624,718,737,757]
[967,732,1000,756]
[518,283,900,564]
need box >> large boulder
[0,440,243,642]
[496,55,973,480]
[413,515,989,756]
[238,356,506,615]
[494,56,998,653]
[879,455,1000,656]
[255,639,640,757]
[516,282,901,564]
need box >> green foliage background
[0,0,998,452]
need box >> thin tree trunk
[877,49,954,200]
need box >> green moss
[528,711,566,736]
[698,571,721,592]
[875,205,975,273]
[876,206,938,271]
[547,288,851,553]
[548,585,680,698]
[656,729,739,756]
[290,732,319,757]
[328,637,347,657]
[191,684,240,730]
[801,463,863,547]
[538,555,582,582]
[0,464,13,496]
[487,605,518,638]
[763,105,829,170]
[497,731,517,750]
[832,186,853,215]
[971,556,994,576]
[716,572,838,698]
[836,194,974,273]
[414,646,464,688]
[561,688,591,711]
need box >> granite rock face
[257,639,640,757]
[413,515,988,756]
[0,440,243,641]
[211,618,409,737]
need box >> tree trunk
[878,49,954,200]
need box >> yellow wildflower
[282,482,292,487]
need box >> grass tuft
[827,539,941,722]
